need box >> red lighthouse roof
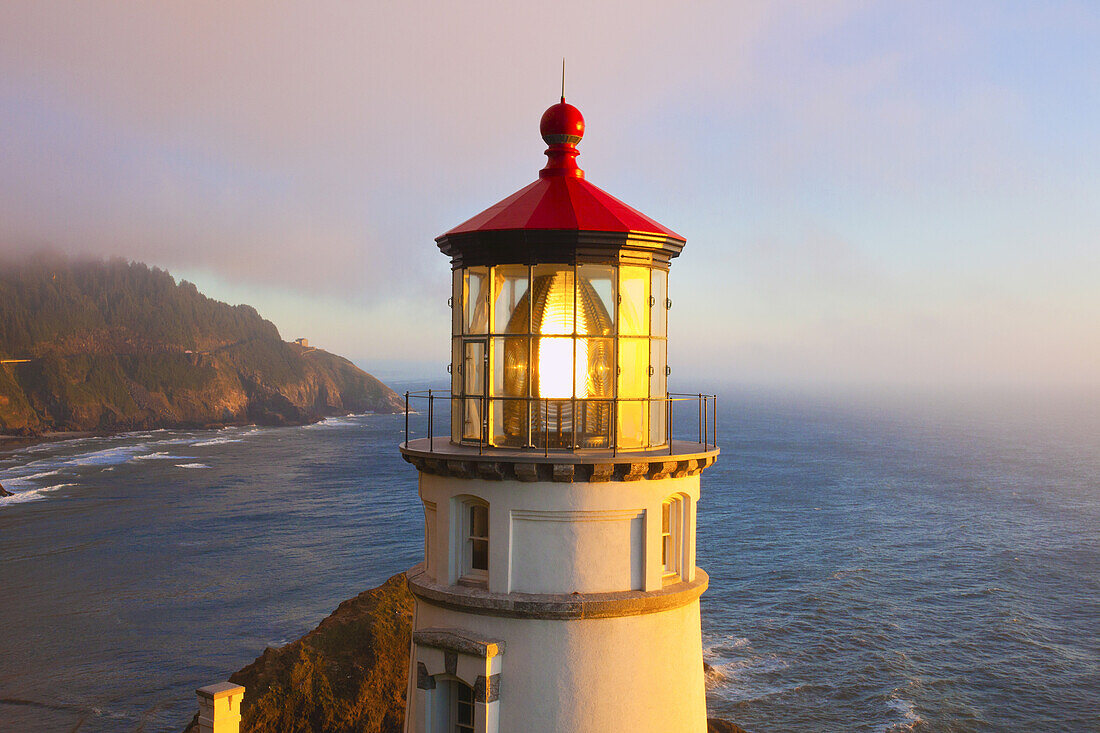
[441,100,685,242]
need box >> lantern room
[436,99,688,452]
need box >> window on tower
[661,496,683,580]
[460,499,489,584]
[451,679,475,733]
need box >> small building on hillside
[293,338,309,348]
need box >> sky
[1,1,1097,390]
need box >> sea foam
[0,483,74,507]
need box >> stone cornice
[413,627,506,658]
[407,563,708,620]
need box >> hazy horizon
[2,2,1097,390]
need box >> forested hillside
[0,253,402,434]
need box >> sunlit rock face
[184,573,415,733]
[0,255,403,435]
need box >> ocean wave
[829,567,870,580]
[70,446,148,466]
[705,635,751,655]
[191,437,243,447]
[0,483,74,507]
[2,469,63,484]
[304,415,367,429]
[133,452,195,461]
[704,662,728,688]
[175,463,210,469]
[882,693,922,732]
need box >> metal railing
[403,390,717,456]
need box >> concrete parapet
[196,682,244,733]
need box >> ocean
[1,384,1097,732]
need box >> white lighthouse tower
[400,97,718,733]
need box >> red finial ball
[540,101,584,146]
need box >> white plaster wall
[419,472,700,594]
[424,501,438,578]
[414,600,708,733]
[510,509,643,592]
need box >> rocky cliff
[187,573,750,733]
[0,254,403,434]
[185,573,414,733]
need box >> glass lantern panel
[531,265,576,336]
[649,339,667,445]
[451,337,462,395]
[464,267,489,334]
[463,398,483,442]
[452,269,462,336]
[492,397,527,447]
[650,397,668,447]
[617,337,649,398]
[532,398,573,449]
[464,341,485,396]
[451,397,462,444]
[493,265,530,334]
[492,337,529,398]
[651,269,667,338]
[619,266,650,336]
[577,264,615,335]
[575,399,613,449]
[617,401,647,449]
[578,337,614,398]
[533,336,578,399]
[650,338,666,399]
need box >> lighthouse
[400,97,718,733]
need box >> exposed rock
[0,481,10,497]
[184,573,415,733]
[708,719,750,733]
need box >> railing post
[196,683,244,733]
[404,391,409,446]
[703,395,709,451]
[698,393,703,446]
[669,397,674,456]
[612,400,617,457]
[712,395,717,449]
[572,397,577,451]
[428,389,433,453]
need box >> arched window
[461,499,489,584]
[661,496,684,579]
[430,677,475,733]
[450,679,475,733]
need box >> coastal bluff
[0,255,403,435]
[185,573,749,733]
